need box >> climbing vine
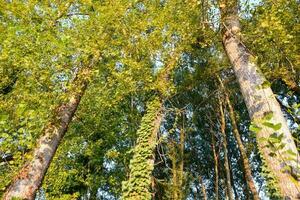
[122,97,163,200]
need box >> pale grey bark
[3,67,91,200]
[220,0,300,198]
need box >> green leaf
[285,149,297,157]
[258,137,268,143]
[249,123,262,133]
[261,80,271,88]
[263,112,273,121]
[262,122,282,131]
[0,114,8,122]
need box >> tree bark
[211,130,219,200]
[199,176,207,200]
[227,95,259,200]
[219,97,234,200]
[178,125,185,200]
[3,67,91,200]
[171,145,179,200]
[228,161,238,200]
[219,0,300,198]
[218,76,259,200]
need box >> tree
[3,65,95,200]
[122,97,163,199]
[1,0,299,199]
[219,0,300,198]
[218,75,259,199]
[218,96,234,200]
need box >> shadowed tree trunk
[199,176,207,200]
[171,141,179,200]
[218,76,259,199]
[226,95,260,200]
[211,129,219,200]
[218,97,234,200]
[228,161,238,200]
[178,123,185,200]
[3,66,93,200]
[219,0,300,198]
[170,124,185,200]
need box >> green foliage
[244,0,299,84]
[260,156,282,200]
[249,110,300,198]
[122,97,162,200]
[0,0,298,199]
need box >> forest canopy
[0,0,299,200]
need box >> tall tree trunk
[3,67,92,200]
[151,177,156,200]
[218,76,259,199]
[219,97,234,200]
[199,176,207,200]
[122,97,163,200]
[228,161,238,200]
[219,0,300,198]
[211,130,219,200]
[171,144,179,200]
[178,125,185,200]
[227,96,260,200]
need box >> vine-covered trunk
[218,76,259,199]
[3,67,91,200]
[220,0,300,198]
[122,97,163,200]
[219,98,234,200]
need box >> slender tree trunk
[228,162,238,200]
[211,131,219,200]
[199,176,207,200]
[151,177,156,200]
[178,125,185,200]
[218,76,259,199]
[227,95,260,200]
[122,97,163,200]
[223,178,229,200]
[219,0,300,198]
[169,126,185,200]
[240,159,251,200]
[282,78,300,96]
[219,97,234,200]
[171,146,179,200]
[3,67,92,200]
